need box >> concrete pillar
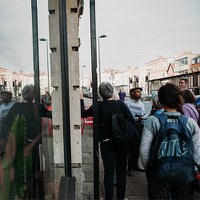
[48,0,84,199]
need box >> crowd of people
[1,77,200,199]
[81,77,200,200]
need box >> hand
[138,116,143,122]
[80,91,83,99]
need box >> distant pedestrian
[179,77,189,90]
[44,91,51,106]
[0,91,15,132]
[140,83,200,199]
[125,87,146,176]
[118,89,126,101]
[81,82,135,200]
[180,89,199,123]
[0,91,15,154]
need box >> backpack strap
[153,113,168,126]
[177,114,188,125]
[178,114,194,154]
[149,113,167,164]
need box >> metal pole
[90,0,99,199]
[31,0,43,198]
[31,0,40,103]
[82,66,83,89]
[46,40,50,92]
[59,0,72,177]
[82,65,86,90]
[98,36,101,84]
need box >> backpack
[147,113,195,182]
[111,101,138,143]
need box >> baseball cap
[131,87,143,91]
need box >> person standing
[179,77,189,90]
[81,82,135,200]
[0,91,15,131]
[125,87,146,176]
[140,83,200,199]
[180,89,199,123]
[118,89,126,101]
[44,91,51,106]
[0,91,15,154]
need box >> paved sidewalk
[82,126,148,200]
[82,126,200,200]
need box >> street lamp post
[98,34,107,84]
[82,65,86,90]
[39,38,50,92]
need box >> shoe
[133,165,145,172]
[127,167,133,177]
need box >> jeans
[100,140,128,200]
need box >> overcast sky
[0,0,200,74]
[79,0,200,74]
[0,0,48,73]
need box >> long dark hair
[158,83,184,114]
[180,89,196,104]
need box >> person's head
[180,89,196,104]
[130,87,142,100]
[1,91,12,103]
[99,82,114,100]
[152,98,163,110]
[45,91,50,96]
[158,83,184,113]
[22,84,35,103]
[179,77,188,90]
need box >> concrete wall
[48,0,83,198]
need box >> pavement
[81,125,200,200]
[82,126,148,200]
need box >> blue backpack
[147,113,195,182]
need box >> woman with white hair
[81,82,135,200]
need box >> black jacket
[81,99,135,141]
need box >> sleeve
[139,115,160,169]
[141,102,148,120]
[182,104,190,118]
[80,99,93,118]
[139,126,153,170]
[186,117,200,165]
